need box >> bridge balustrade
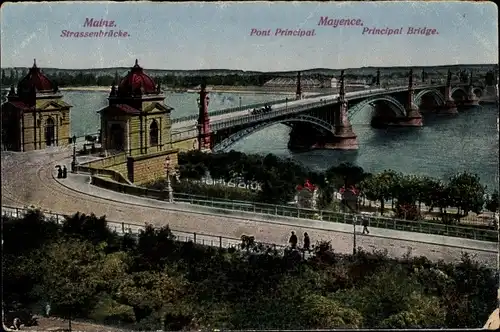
[210,84,445,132]
[171,82,451,125]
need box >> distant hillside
[1,63,497,78]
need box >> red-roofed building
[295,179,319,209]
[95,60,178,184]
[1,59,72,151]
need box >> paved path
[1,148,497,267]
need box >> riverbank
[58,85,316,95]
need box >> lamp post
[164,156,174,203]
[71,135,77,173]
[239,96,242,109]
[352,215,357,255]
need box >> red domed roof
[17,59,56,92]
[117,59,158,96]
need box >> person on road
[62,165,67,178]
[303,232,311,252]
[362,216,370,234]
[289,231,298,249]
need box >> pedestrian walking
[289,231,298,249]
[362,216,370,234]
[303,232,311,251]
[62,166,67,178]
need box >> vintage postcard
[1,1,499,330]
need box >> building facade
[94,60,179,184]
[1,60,72,151]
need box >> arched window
[149,120,159,146]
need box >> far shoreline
[59,86,298,95]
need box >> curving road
[1,147,497,268]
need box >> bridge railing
[171,83,452,127]
[172,97,295,124]
[1,205,289,252]
[210,84,452,132]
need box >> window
[149,120,159,146]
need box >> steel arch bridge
[347,95,407,122]
[451,87,468,96]
[212,115,334,152]
[414,89,446,106]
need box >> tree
[300,294,363,328]
[33,239,107,320]
[118,268,188,323]
[446,172,486,220]
[392,174,422,219]
[325,162,366,189]
[359,170,398,215]
[485,190,499,213]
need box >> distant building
[263,77,324,89]
[331,77,369,88]
[1,59,72,151]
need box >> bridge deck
[171,83,462,139]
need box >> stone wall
[127,148,179,184]
[172,136,198,152]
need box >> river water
[64,90,499,189]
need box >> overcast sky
[1,1,497,70]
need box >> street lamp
[164,156,174,203]
[352,215,357,255]
[71,135,77,173]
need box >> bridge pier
[394,69,422,126]
[440,74,458,114]
[462,71,480,107]
[329,70,358,150]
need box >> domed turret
[17,59,57,94]
[117,59,158,97]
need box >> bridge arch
[451,87,468,99]
[414,89,445,106]
[473,87,483,97]
[348,95,407,122]
[212,115,334,152]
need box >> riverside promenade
[1,146,497,268]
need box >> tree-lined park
[147,150,498,225]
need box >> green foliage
[447,172,486,217]
[485,190,499,213]
[4,202,497,330]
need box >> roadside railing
[1,205,289,253]
[87,176,497,243]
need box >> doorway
[109,123,125,151]
[45,117,55,147]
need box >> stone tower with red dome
[96,60,179,183]
[1,59,72,151]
